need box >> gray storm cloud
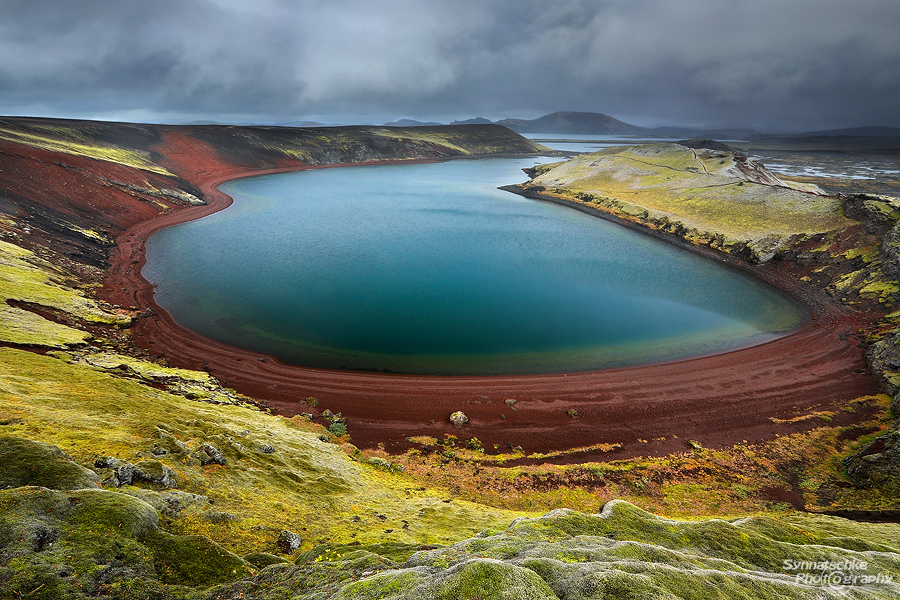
[1,0,898,130]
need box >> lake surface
[143,158,807,375]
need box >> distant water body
[143,158,806,375]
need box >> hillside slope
[0,120,899,599]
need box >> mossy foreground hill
[3,441,899,599]
[0,119,899,598]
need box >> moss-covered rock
[0,436,100,490]
[132,458,178,488]
[0,486,162,599]
[868,327,900,396]
[242,551,290,569]
[297,541,439,566]
[142,529,253,587]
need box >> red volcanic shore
[104,133,881,462]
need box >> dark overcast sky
[2,0,898,132]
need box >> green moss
[334,569,427,600]
[0,240,130,347]
[527,144,850,256]
[69,489,160,537]
[0,126,173,175]
[299,541,436,565]
[0,436,100,490]
[0,349,525,555]
[242,552,289,568]
[143,529,253,587]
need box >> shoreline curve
[102,144,881,462]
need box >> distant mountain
[383,119,443,127]
[798,126,900,138]
[496,111,649,135]
[450,117,493,125]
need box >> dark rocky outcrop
[132,459,178,488]
[845,428,900,488]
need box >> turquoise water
[143,158,807,375]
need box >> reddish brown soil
[94,131,883,462]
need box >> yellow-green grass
[530,144,850,240]
[0,126,173,175]
[0,348,532,554]
[0,240,131,347]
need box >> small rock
[566,409,578,418]
[449,411,468,428]
[132,459,178,488]
[205,511,238,523]
[258,444,276,454]
[276,530,302,553]
[95,456,135,487]
[197,444,227,466]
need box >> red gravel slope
[98,130,880,461]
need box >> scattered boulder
[276,530,303,553]
[132,459,178,488]
[0,436,100,490]
[94,456,135,487]
[258,444,276,454]
[149,430,188,457]
[195,444,227,466]
[449,411,468,428]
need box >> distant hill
[450,117,493,125]
[799,126,900,138]
[496,111,649,135]
[383,119,443,127]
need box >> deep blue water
[143,158,806,375]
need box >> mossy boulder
[243,552,289,569]
[0,436,100,490]
[334,558,557,600]
[132,458,178,488]
[0,486,160,599]
[297,541,438,565]
[142,529,253,587]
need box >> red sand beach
[103,132,881,462]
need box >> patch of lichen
[0,486,169,600]
[0,239,131,347]
[0,125,173,175]
[0,349,529,558]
